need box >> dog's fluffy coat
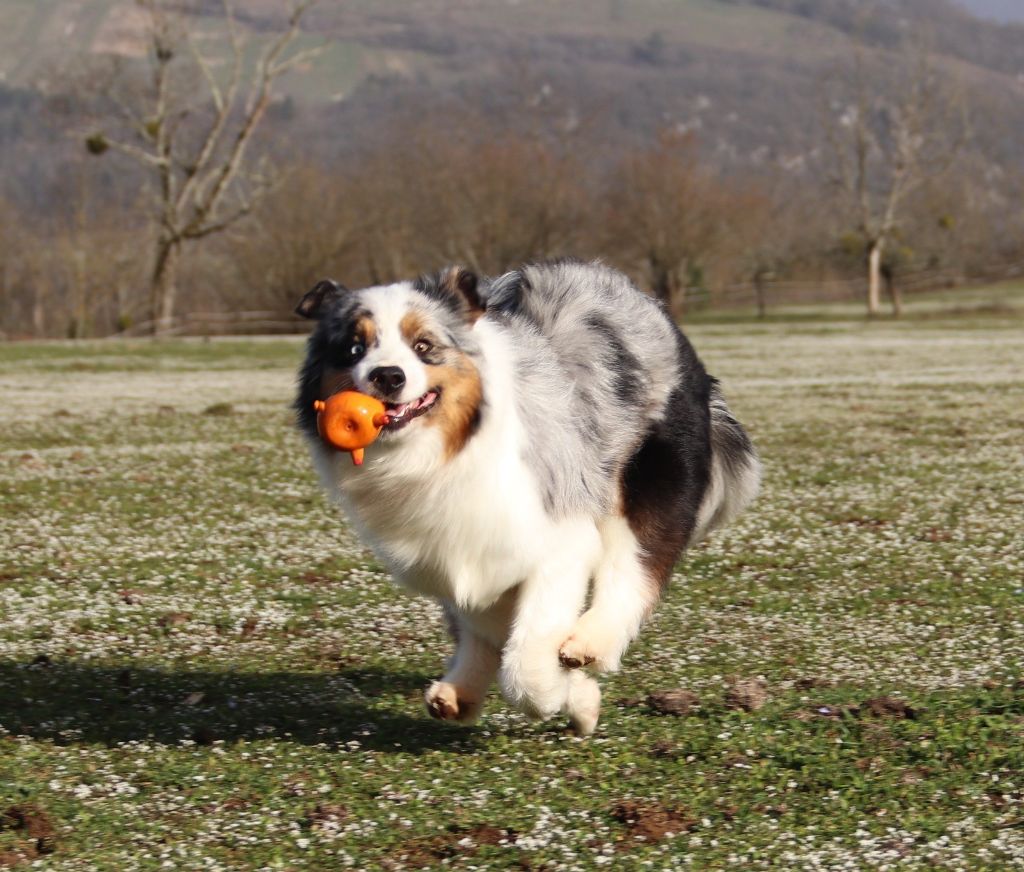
[296,260,760,734]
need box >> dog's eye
[350,342,365,359]
[413,339,433,357]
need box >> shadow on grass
[0,660,480,753]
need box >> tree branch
[102,137,167,168]
[182,1,315,238]
[171,0,244,224]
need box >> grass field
[1,294,1023,870]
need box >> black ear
[295,280,348,320]
[439,266,485,323]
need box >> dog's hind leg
[498,518,603,734]
[425,603,503,725]
[558,514,661,673]
[560,405,705,672]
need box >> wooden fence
[108,263,1023,337]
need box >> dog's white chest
[316,428,549,609]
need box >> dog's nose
[368,366,406,396]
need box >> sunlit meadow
[1,288,1022,870]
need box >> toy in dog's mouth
[380,389,440,432]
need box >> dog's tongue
[384,402,408,423]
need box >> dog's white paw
[558,634,597,670]
[558,612,623,673]
[424,681,482,724]
[498,654,566,720]
[565,671,601,737]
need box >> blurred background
[1,0,1023,337]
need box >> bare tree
[603,132,722,319]
[419,133,587,275]
[54,178,144,337]
[0,198,33,338]
[224,165,357,315]
[327,114,590,285]
[726,185,782,319]
[85,0,321,334]
[822,41,965,316]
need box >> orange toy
[313,391,389,466]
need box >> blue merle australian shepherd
[295,260,760,735]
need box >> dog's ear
[295,279,348,320]
[439,266,485,324]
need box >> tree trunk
[884,266,902,317]
[150,236,182,336]
[754,271,768,319]
[32,296,45,338]
[650,261,687,322]
[71,250,88,338]
[651,264,673,307]
[867,239,883,316]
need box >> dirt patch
[725,678,768,712]
[646,689,699,716]
[610,800,696,845]
[649,740,679,759]
[793,677,834,690]
[861,696,917,719]
[797,696,917,720]
[796,703,859,720]
[382,824,517,868]
[1,805,56,858]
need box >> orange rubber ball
[313,391,389,466]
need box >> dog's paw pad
[427,696,457,720]
[425,681,481,723]
[425,682,459,720]
[558,639,596,670]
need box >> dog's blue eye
[350,342,365,358]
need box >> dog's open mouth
[381,389,440,431]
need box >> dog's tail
[691,382,761,545]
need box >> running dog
[295,260,760,734]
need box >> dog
[294,260,760,735]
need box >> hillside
[2,1,1023,172]
[1,0,1023,218]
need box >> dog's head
[295,266,486,459]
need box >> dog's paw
[565,671,601,737]
[558,612,624,673]
[558,635,597,670]
[498,655,567,721]
[424,681,481,724]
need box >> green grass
[1,305,1023,869]
[686,280,1024,328]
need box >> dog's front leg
[425,602,503,725]
[498,518,603,735]
[559,514,662,673]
